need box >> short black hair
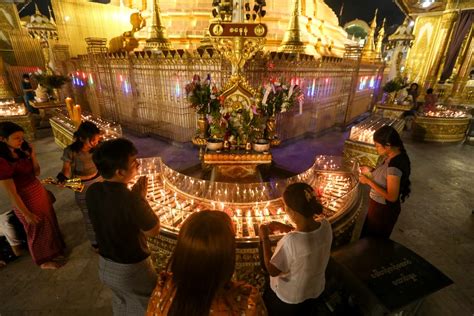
[22,74,30,79]
[70,121,101,152]
[92,138,137,179]
[427,88,434,94]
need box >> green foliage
[382,77,405,93]
[346,25,368,40]
[34,74,70,90]
[259,80,303,117]
[185,77,221,115]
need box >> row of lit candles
[349,117,401,144]
[0,99,15,106]
[424,110,468,118]
[0,104,26,117]
[349,127,376,144]
[53,106,122,140]
[132,168,353,238]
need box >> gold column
[425,11,458,88]
[0,57,15,99]
[278,0,306,54]
[450,26,474,101]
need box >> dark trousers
[24,95,39,114]
[263,284,320,316]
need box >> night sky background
[22,0,406,35]
[325,0,406,34]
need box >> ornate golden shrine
[412,107,472,142]
[373,103,412,119]
[48,0,351,57]
[395,0,473,104]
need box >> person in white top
[259,182,333,315]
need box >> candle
[65,97,74,120]
[262,85,271,105]
[73,104,82,126]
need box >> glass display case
[344,115,404,167]
[136,155,363,287]
[49,109,122,148]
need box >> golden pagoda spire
[145,0,172,51]
[361,9,377,61]
[48,5,56,25]
[278,0,306,54]
[375,18,385,59]
[34,2,40,14]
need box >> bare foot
[40,261,63,270]
[0,260,6,268]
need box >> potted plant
[258,79,303,140]
[34,71,71,101]
[382,77,405,104]
[185,74,221,139]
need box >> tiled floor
[0,129,472,315]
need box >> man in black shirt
[86,138,160,315]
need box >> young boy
[259,182,333,316]
[86,138,160,315]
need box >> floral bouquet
[185,74,221,115]
[33,71,70,92]
[258,79,303,117]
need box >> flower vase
[266,115,277,140]
[197,113,208,139]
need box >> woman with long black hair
[359,125,411,238]
[0,122,65,269]
[57,121,102,249]
[147,210,266,316]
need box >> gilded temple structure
[47,0,351,57]
[0,0,386,144]
[384,18,415,80]
[395,0,474,104]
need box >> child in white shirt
[259,182,333,315]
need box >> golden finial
[34,2,40,14]
[361,8,378,61]
[145,0,172,51]
[371,9,378,27]
[48,5,56,25]
[375,18,385,59]
[278,0,306,54]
